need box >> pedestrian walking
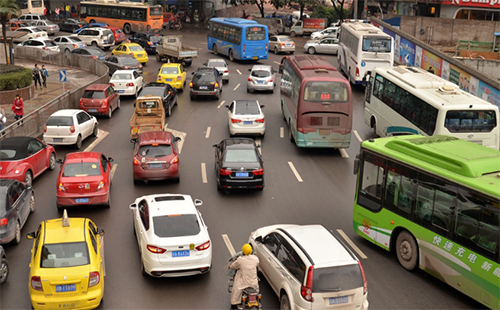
[71,5,76,18]
[41,65,49,88]
[66,4,70,18]
[33,64,42,89]
[12,94,24,124]
[0,107,6,132]
[43,7,47,16]
[55,7,60,20]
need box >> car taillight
[97,181,104,190]
[358,260,368,295]
[356,67,360,78]
[269,77,273,82]
[100,35,104,39]
[79,24,82,28]
[88,271,100,287]
[129,53,134,56]
[215,82,219,88]
[31,276,43,291]
[301,266,313,302]
[147,245,166,254]
[43,125,47,133]
[248,77,252,81]
[177,75,182,81]
[70,125,75,133]
[231,118,241,123]
[42,46,46,50]
[252,168,263,176]
[224,70,228,73]
[0,218,8,226]
[157,75,161,81]
[170,156,178,164]
[219,168,232,176]
[147,41,153,45]
[138,65,143,69]
[133,158,140,165]
[110,83,115,87]
[102,98,108,106]
[123,66,129,69]
[255,118,264,123]
[292,43,295,46]
[265,43,268,51]
[189,82,193,88]
[92,55,97,59]
[58,183,66,192]
[126,83,134,87]
[195,241,210,251]
[280,43,285,46]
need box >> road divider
[222,234,236,256]
[233,83,240,91]
[336,229,367,259]
[354,130,363,143]
[205,127,211,139]
[84,129,108,152]
[339,148,349,158]
[288,161,303,182]
[201,163,207,183]
[280,127,284,138]
[217,100,226,109]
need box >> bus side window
[372,74,384,100]
[384,162,415,217]
[357,151,386,212]
[417,173,455,233]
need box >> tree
[222,0,268,18]
[0,0,20,64]
[330,0,346,22]
[269,0,289,12]
[289,0,319,20]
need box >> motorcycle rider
[229,244,259,309]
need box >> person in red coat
[12,94,24,124]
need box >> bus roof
[80,0,159,7]
[362,135,500,198]
[210,17,258,25]
[341,21,388,37]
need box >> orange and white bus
[79,0,163,34]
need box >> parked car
[303,37,339,55]
[204,58,229,83]
[157,63,186,91]
[132,131,181,184]
[129,193,211,277]
[247,65,277,93]
[27,212,105,309]
[109,70,144,97]
[102,55,143,75]
[310,26,340,40]
[76,27,114,50]
[56,152,113,208]
[33,20,59,35]
[73,22,108,34]
[212,138,264,191]
[139,82,178,117]
[102,26,126,44]
[128,32,163,54]
[226,100,265,136]
[0,137,56,185]
[0,179,35,244]
[16,14,47,23]
[58,18,87,33]
[8,21,29,30]
[189,67,223,100]
[248,224,369,310]
[163,12,175,27]
[111,42,148,64]
[0,245,8,284]
[79,84,120,118]
[53,35,86,53]
[18,39,60,53]
[12,27,47,43]
[269,35,295,54]
[70,46,107,59]
[43,109,98,149]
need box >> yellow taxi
[27,210,105,310]
[112,42,149,64]
[157,63,187,90]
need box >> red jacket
[12,98,24,116]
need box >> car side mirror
[225,105,230,109]
[191,72,195,75]
[57,159,63,164]
[129,203,137,210]
[260,105,265,108]
[255,236,262,243]
[194,199,203,207]
[248,69,251,72]
[278,65,283,74]
[27,232,35,239]
[212,144,218,148]
[107,157,114,162]
[97,228,105,236]
[203,63,206,66]
[130,138,137,143]
[175,137,181,141]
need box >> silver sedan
[269,35,295,54]
[53,35,87,53]
[303,37,339,55]
[33,20,60,35]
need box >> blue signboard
[399,37,416,66]
[59,70,67,82]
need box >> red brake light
[189,82,193,88]
[89,271,100,287]
[70,125,75,133]
[58,183,65,192]
[358,260,368,295]
[280,43,285,46]
[92,55,97,59]
[0,218,8,226]
[170,156,179,164]
[231,118,241,123]
[126,83,134,87]
[301,266,313,302]
[102,98,108,106]
[147,245,166,254]
[123,66,129,69]
[31,276,43,291]
[356,67,360,77]
[255,118,264,123]
[43,125,47,133]
[42,46,46,50]
[133,158,140,165]
[252,168,263,176]
[177,75,182,81]
[195,241,211,251]
[109,83,115,87]
[269,77,273,82]
[138,65,143,69]
[219,168,232,176]
[129,53,134,55]
[147,41,153,45]
[248,77,252,81]
[157,75,161,81]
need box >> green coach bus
[352,135,499,309]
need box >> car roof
[223,138,256,149]
[251,65,272,71]
[50,109,82,117]
[85,84,109,91]
[196,67,216,73]
[44,217,87,243]
[140,194,197,216]
[1,137,38,158]
[138,131,174,145]
[113,69,136,74]
[121,42,141,47]
[64,151,101,162]
[208,58,226,63]
[234,99,259,106]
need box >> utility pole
[363,0,368,19]
[353,0,358,19]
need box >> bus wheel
[396,231,418,271]
[156,54,161,62]
[90,19,96,23]
[288,123,294,143]
[123,23,132,34]
[213,44,218,56]
[229,50,234,62]
[371,117,378,136]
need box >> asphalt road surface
[0,26,485,310]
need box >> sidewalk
[0,58,100,128]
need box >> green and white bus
[352,135,500,309]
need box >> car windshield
[46,116,73,126]
[0,149,17,160]
[303,81,349,102]
[362,36,391,52]
[224,149,258,163]
[149,35,162,43]
[312,265,363,292]
[41,242,90,268]
[121,57,139,66]
[279,37,293,42]
[209,61,226,68]
[112,73,131,80]
[251,70,270,78]
[82,90,105,99]
[153,214,201,237]
[115,29,123,34]
[246,26,266,41]
[62,162,101,177]
[193,72,214,83]
[235,102,260,115]
[161,67,178,74]
[138,144,172,157]
[129,45,143,51]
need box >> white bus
[337,20,394,85]
[17,0,45,15]
[364,66,500,149]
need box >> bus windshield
[303,81,349,102]
[246,27,266,41]
[362,36,391,52]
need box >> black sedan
[128,32,163,54]
[102,55,143,75]
[58,18,87,33]
[70,47,107,60]
[0,179,35,245]
[212,138,264,192]
[189,67,223,100]
[138,82,178,117]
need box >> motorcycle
[168,20,182,30]
[226,252,262,310]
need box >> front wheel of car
[92,125,98,137]
[166,103,172,117]
[91,41,98,47]
[30,194,35,213]
[24,170,33,186]
[308,47,316,54]
[107,106,113,119]
[274,46,279,54]
[0,257,9,284]
[75,135,82,149]
[280,294,291,310]
[49,153,56,170]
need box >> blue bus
[208,18,268,62]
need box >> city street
[0,26,485,309]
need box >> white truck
[155,35,198,67]
[290,18,327,37]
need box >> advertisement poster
[415,46,422,68]
[470,76,479,97]
[421,50,443,76]
[449,64,471,92]
[442,60,450,81]
[477,81,500,108]
[399,37,416,66]
[394,34,401,64]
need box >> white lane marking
[273,61,281,65]
[164,128,187,154]
[255,138,262,155]
[164,123,168,129]
[354,130,363,143]
[84,129,108,152]
[233,83,241,91]
[217,100,226,109]
[339,148,349,158]
[280,127,284,138]
[236,69,242,75]
[222,234,236,256]
[288,161,303,182]
[109,164,117,182]
[201,163,207,183]
[205,127,211,139]
[337,229,367,259]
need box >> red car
[8,21,29,30]
[163,12,175,27]
[102,26,126,44]
[0,137,56,185]
[56,152,114,209]
[132,131,181,184]
[79,84,120,118]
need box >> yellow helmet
[242,243,253,255]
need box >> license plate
[89,109,97,112]
[235,172,249,177]
[103,40,107,43]
[53,138,63,142]
[75,198,89,203]
[56,284,76,292]
[286,44,291,46]
[199,86,208,90]
[138,54,143,57]
[166,78,172,81]
[257,80,264,84]
[329,296,349,305]
[172,250,190,257]
[149,163,162,168]
[99,56,106,60]
[319,129,330,135]
[118,90,124,93]
[244,121,253,125]
[253,56,258,59]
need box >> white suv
[16,14,47,23]
[249,224,369,310]
[76,27,114,50]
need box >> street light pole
[353,0,358,19]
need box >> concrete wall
[459,58,500,80]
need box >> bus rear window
[149,7,163,16]
[362,37,391,52]
[246,27,266,41]
[445,110,497,132]
[303,82,349,102]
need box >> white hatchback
[226,99,265,136]
[247,65,277,93]
[12,27,47,43]
[249,224,369,310]
[43,109,98,149]
[129,194,212,277]
[110,69,144,97]
[205,58,229,83]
